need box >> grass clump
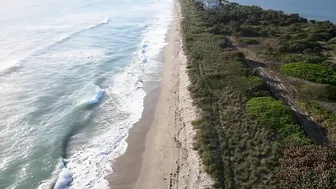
[246,97,310,144]
[279,53,327,64]
[299,84,336,102]
[300,101,336,142]
[239,38,260,45]
[328,37,336,44]
[280,62,336,85]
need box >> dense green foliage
[247,97,310,144]
[281,62,336,85]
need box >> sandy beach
[108,0,213,188]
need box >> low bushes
[327,44,336,52]
[275,145,336,189]
[300,101,336,142]
[328,37,336,44]
[278,41,322,53]
[280,62,336,85]
[299,84,336,101]
[218,51,245,61]
[246,97,310,144]
[279,53,327,64]
[238,38,260,45]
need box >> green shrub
[307,32,332,42]
[281,62,336,85]
[279,54,303,63]
[279,41,322,53]
[327,44,336,52]
[239,38,260,45]
[328,37,336,44]
[304,54,328,64]
[279,54,327,64]
[299,84,336,101]
[218,51,245,61]
[300,101,336,142]
[247,97,310,144]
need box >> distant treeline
[180,0,336,188]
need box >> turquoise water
[0,0,172,188]
[231,0,336,23]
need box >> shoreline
[108,0,213,188]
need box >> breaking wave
[53,159,72,189]
[88,86,105,105]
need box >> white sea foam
[54,159,72,189]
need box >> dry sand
[108,0,213,188]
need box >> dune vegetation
[180,0,336,188]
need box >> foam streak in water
[0,18,110,76]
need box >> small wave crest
[89,17,110,29]
[88,86,105,104]
[0,63,22,77]
[56,17,110,46]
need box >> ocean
[231,0,336,23]
[0,0,172,188]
